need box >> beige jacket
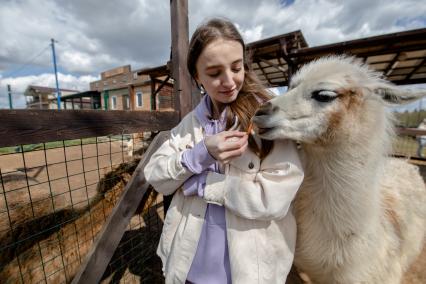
[144,111,304,284]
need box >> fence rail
[0,109,179,147]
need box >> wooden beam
[390,77,426,85]
[258,58,287,73]
[71,131,171,284]
[151,75,171,110]
[128,85,135,110]
[280,38,296,84]
[404,58,426,81]
[256,60,273,86]
[150,75,156,110]
[383,52,401,76]
[396,127,426,137]
[0,110,179,147]
[170,0,192,118]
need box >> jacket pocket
[158,190,185,259]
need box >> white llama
[252,56,426,284]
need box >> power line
[1,44,51,78]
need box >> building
[90,65,173,111]
[24,85,78,109]
[60,90,102,110]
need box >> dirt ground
[0,140,132,207]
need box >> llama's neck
[296,105,394,237]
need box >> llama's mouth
[257,127,273,135]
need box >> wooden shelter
[60,90,101,110]
[137,27,426,88]
[249,28,426,87]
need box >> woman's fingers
[204,130,249,163]
[224,134,248,151]
[218,140,248,163]
[222,130,247,139]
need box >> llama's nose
[255,102,278,117]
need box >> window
[136,92,143,107]
[133,72,138,80]
[111,96,117,110]
[103,81,108,86]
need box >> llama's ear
[374,83,426,105]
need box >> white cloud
[0,0,425,104]
[237,24,264,42]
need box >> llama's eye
[311,90,338,103]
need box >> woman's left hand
[204,130,248,164]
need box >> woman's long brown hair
[187,17,273,159]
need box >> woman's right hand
[204,130,248,164]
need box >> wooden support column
[280,38,296,86]
[150,75,157,110]
[128,85,135,110]
[170,0,192,118]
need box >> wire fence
[0,104,424,283]
[392,105,426,160]
[0,133,165,283]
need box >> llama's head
[253,56,425,147]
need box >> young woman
[144,18,304,284]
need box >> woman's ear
[194,74,200,86]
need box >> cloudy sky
[0,0,425,109]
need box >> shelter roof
[250,28,426,87]
[135,28,426,88]
[137,64,170,78]
[60,91,101,101]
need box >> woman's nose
[221,71,234,87]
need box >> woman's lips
[219,88,236,96]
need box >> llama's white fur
[253,56,426,284]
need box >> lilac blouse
[181,95,232,284]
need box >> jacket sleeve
[203,140,304,220]
[143,128,195,196]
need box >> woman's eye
[207,72,220,77]
[311,90,338,103]
[232,67,242,73]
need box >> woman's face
[195,38,245,116]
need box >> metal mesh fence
[0,133,165,283]
[392,101,426,159]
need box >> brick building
[90,65,173,111]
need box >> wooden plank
[0,109,179,147]
[71,130,171,284]
[170,0,192,118]
[396,127,426,137]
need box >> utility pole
[51,38,61,110]
[7,84,13,109]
